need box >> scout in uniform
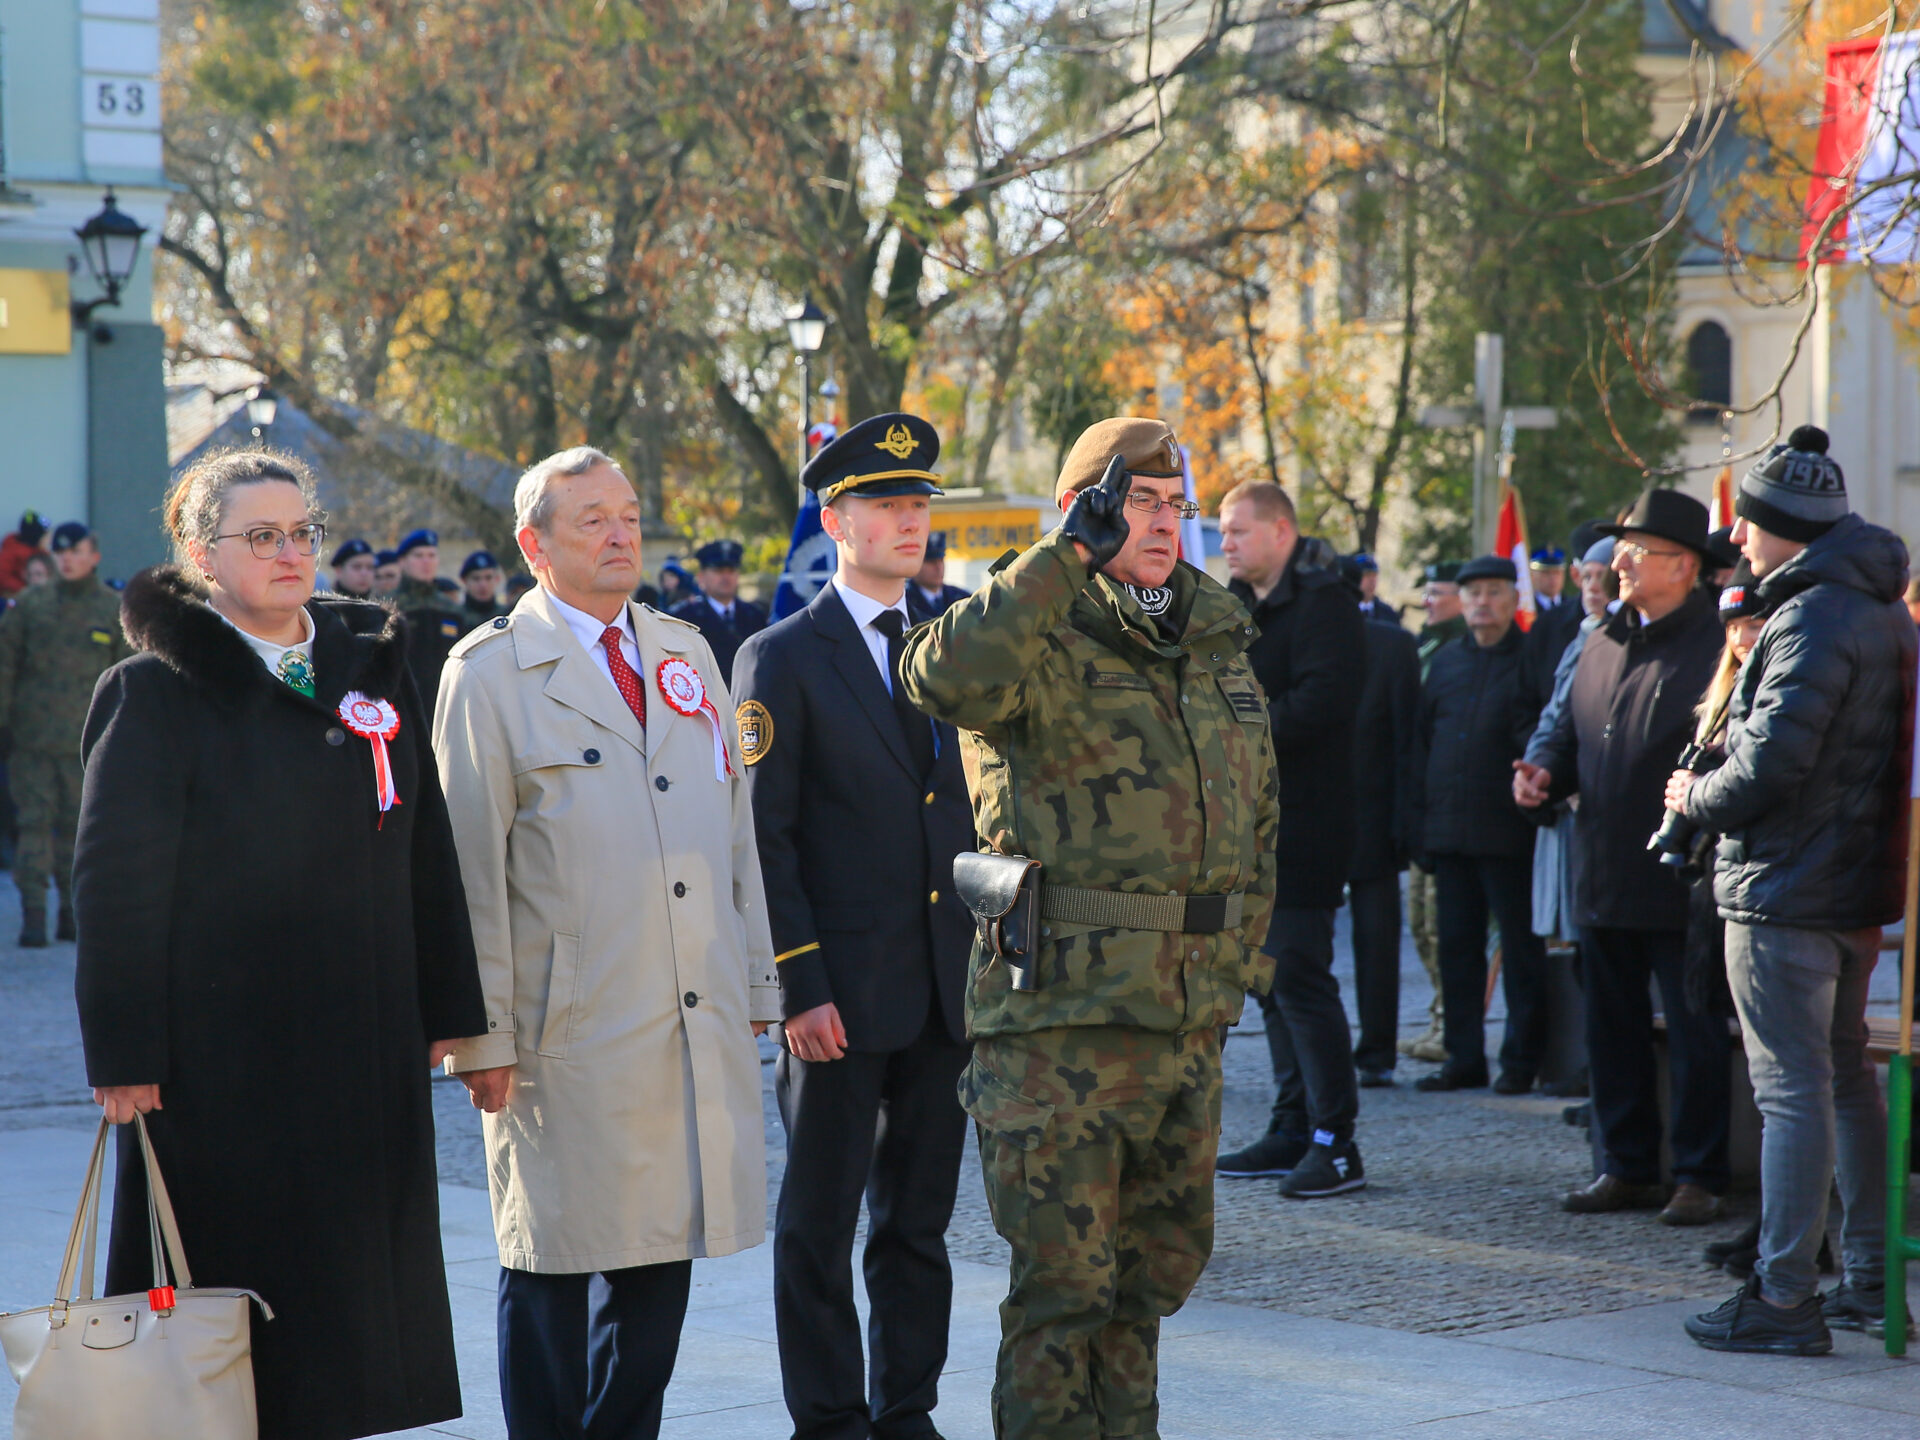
[733,412,976,1440]
[901,418,1279,1440]
[0,521,131,944]
[670,539,767,685]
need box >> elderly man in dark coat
[1214,480,1369,1197]
[73,449,487,1440]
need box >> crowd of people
[8,413,1908,1440]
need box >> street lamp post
[247,384,279,441]
[786,297,827,500]
[70,189,148,330]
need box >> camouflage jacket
[0,575,132,754]
[900,528,1279,1038]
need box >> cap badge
[658,657,736,782]
[875,423,917,460]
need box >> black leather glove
[1060,456,1133,575]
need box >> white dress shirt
[704,595,736,625]
[215,604,315,682]
[546,588,641,698]
[832,575,912,696]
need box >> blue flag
[772,490,838,619]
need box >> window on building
[1686,321,1732,416]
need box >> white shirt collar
[545,588,635,655]
[833,574,910,632]
[704,594,734,619]
[213,603,314,674]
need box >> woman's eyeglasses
[212,523,327,560]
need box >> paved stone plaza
[5,886,1918,1436]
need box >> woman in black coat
[73,450,487,1440]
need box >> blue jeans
[1725,921,1885,1306]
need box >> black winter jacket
[1415,623,1535,860]
[1232,538,1366,909]
[1682,514,1916,929]
[1534,588,1724,931]
[1349,618,1421,882]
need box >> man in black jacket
[1516,488,1730,1224]
[1413,555,1547,1092]
[732,414,975,1437]
[1214,481,1368,1197]
[671,539,768,684]
[1671,427,1915,1356]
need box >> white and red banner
[1494,485,1535,632]
[1708,466,1735,532]
[1803,32,1920,263]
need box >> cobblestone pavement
[7,878,1909,1338]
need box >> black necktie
[872,609,936,777]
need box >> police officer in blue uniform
[905,531,970,621]
[732,412,974,1440]
[669,539,767,684]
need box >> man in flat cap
[732,412,975,1440]
[901,416,1278,1440]
[906,531,969,620]
[671,539,766,685]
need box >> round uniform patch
[736,700,774,766]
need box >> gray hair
[164,447,323,565]
[514,446,624,534]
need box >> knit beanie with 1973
[1736,425,1847,543]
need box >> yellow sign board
[0,270,73,356]
[936,506,1048,559]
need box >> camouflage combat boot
[18,907,47,948]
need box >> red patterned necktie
[601,625,647,726]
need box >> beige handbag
[0,1115,271,1440]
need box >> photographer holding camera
[1514,487,1730,1226]
[1668,427,1915,1355]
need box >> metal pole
[798,354,813,504]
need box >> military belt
[1040,884,1244,934]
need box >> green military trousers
[11,748,82,913]
[962,1026,1222,1440]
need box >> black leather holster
[953,851,1044,991]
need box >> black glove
[1060,456,1133,575]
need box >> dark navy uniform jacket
[669,594,766,685]
[732,581,973,1050]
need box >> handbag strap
[134,1114,194,1290]
[53,1119,111,1307]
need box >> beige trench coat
[435,586,780,1273]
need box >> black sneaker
[1823,1281,1910,1337]
[1279,1137,1366,1199]
[1685,1275,1832,1355]
[1216,1131,1310,1178]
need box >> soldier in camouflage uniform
[901,418,1278,1440]
[0,522,131,945]
[1402,561,1467,1063]
[389,528,468,712]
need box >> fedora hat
[1597,486,1711,558]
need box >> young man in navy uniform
[732,413,974,1440]
[906,531,969,621]
[670,538,767,684]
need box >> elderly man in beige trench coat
[435,445,780,1440]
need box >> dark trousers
[1257,907,1359,1146]
[1433,853,1548,1078]
[497,1259,693,1440]
[774,1017,969,1440]
[1581,925,1732,1191]
[1348,875,1403,1073]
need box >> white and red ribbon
[338,691,403,823]
[656,657,735,782]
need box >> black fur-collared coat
[73,566,486,1440]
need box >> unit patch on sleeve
[736,700,774,766]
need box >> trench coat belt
[1040,884,1245,934]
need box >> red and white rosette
[338,691,403,822]
[657,657,735,782]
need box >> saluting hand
[783,1002,848,1062]
[1061,457,1134,575]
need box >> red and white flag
[1708,466,1735,532]
[1495,486,1535,632]
[1803,32,1920,263]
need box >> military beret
[374,549,399,568]
[395,527,439,557]
[48,522,90,552]
[1456,554,1518,585]
[1054,418,1182,506]
[1350,552,1378,573]
[695,539,745,569]
[17,511,46,545]
[803,413,943,505]
[332,537,373,567]
[1529,546,1566,567]
[924,532,948,562]
[460,549,500,577]
[1423,561,1463,584]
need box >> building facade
[0,0,169,579]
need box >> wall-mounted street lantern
[785,296,829,492]
[71,189,148,328]
[247,384,279,439]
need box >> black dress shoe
[1492,1070,1535,1095]
[1562,1174,1667,1213]
[1414,1065,1489,1092]
[1357,1066,1396,1088]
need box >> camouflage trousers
[1406,863,1443,1025]
[10,749,81,913]
[961,1026,1221,1440]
